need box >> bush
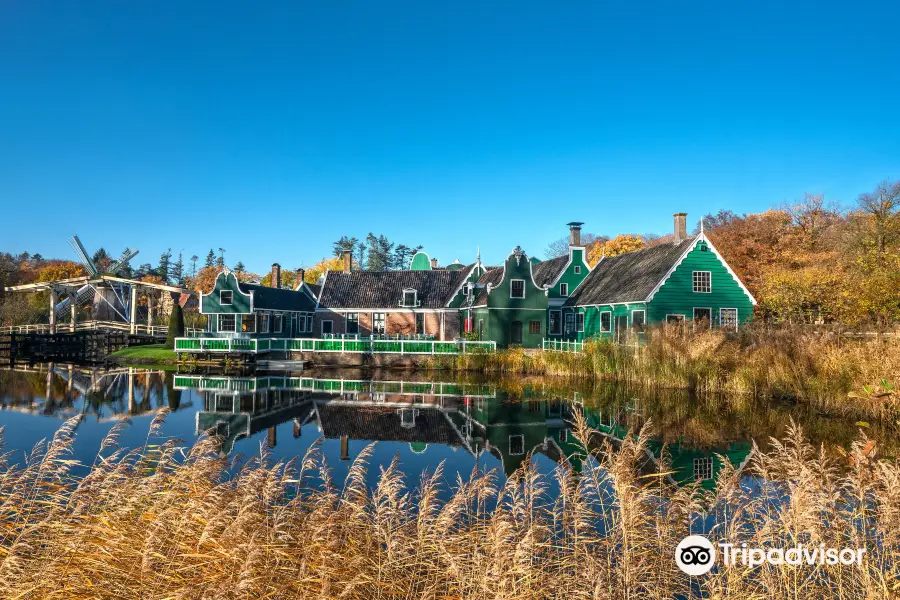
[164,302,185,349]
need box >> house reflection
[178,373,750,489]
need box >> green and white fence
[542,339,584,353]
[174,336,496,355]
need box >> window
[477,319,484,340]
[259,314,270,333]
[218,314,236,333]
[549,310,562,335]
[576,312,585,332]
[402,289,418,307]
[321,320,333,335]
[219,290,233,305]
[273,314,283,333]
[692,271,712,293]
[720,308,738,331]
[574,266,581,275]
[509,434,525,456]
[346,312,359,335]
[560,282,569,296]
[529,320,541,335]
[631,310,645,332]
[510,279,525,299]
[415,312,425,333]
[305,315,313,332]
[564,312,575,335]
[463,282,472,296]
[373,312,386,335]
[240,314,256,333]
[666,314,685,325]
[600,311,611,332]
[559,429,568,442]
[693,308,712,330]
[693,457,713,481]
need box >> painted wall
[547,247,590,305]
[201,272,252,314]
[560,303,647,341]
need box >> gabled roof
[238,282,317,312]
[532,254,568,287]
[564,237,697,306]
[318,269,471,309]
[470,267,504,307]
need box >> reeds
[0,414,897,599]
[451,324,900,424]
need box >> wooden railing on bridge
[1,321,168,337]
[174,336,496,355]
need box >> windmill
[55,235,141,322]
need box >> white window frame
[219,290,233,305]
[509,434,525,456]
[529,319,542,335]
[559,429,568,442]
[401,288,419,308]
[692,270,712,293]
[321,320,334,335]
[346,312,359,335]
[560,282,569,297]
[693,457,714,481]
[693,307,713,330]
[259,313,270,333]
[599,311,612,332]
[576,311,585,332]
[548,310,562,335]
[574,265,581,275]
[372,312,386,335]
[510,279,526,299]
[666,314,685,324]
[415,312,425,333]
[273,313,283,333]
[218,314,236,333]
[631,310,645,329]
[720,308,738,330]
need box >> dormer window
[574,266,581,275]
[401,288,419,307]
[560,283,569,296]
[463,282,473,296]
[510,279,525,299]
[219,290,233,305]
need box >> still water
[0,365,887,491]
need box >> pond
[0,364,890,493]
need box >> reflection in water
[0,364,191,421]
[177,374,750,489]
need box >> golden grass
[1,413,898,599]
[448,325,900,424]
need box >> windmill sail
[69,235,98,277]
[108,248,139,275]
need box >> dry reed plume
[0,412,898,599]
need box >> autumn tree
[586,234,645,266]
[544,233,604,259]
[303,257,344,284]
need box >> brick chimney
[673,213,688,242]
[271,263,281,288]
[342,250,352,273]
[296,268,305,287]
[567,222,584,246]
[430,257,438,269]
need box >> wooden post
[147,294,154,332]
[49,289,58,334]
[267,426,277,448]
[127,368,135,413]
[130,286,138,334]
[70,294,77,332]
[340,435,350,460]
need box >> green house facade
[200,269,317,338]
[561,231,756,341]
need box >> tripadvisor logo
[675,535,866,575]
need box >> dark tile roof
[564,237,696,306]
[316,404,461,444]
[532,254,568,287]
[305,283,321,299]
[318,269,470,309]
[470,268,504,307]
[238,282,318,312]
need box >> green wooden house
[200,268,317,338]
[561,215,756,341]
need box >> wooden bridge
[0,327,164,365]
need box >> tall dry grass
[0,413,898,599]
[450,325,900,423]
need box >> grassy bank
[107,343,179,366]
[0,415,896,599]
[442,325,900,424]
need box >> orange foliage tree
[586,234,645,266]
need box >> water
[0,364,888,492]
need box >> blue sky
[2,0,898,273]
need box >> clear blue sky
[2,0,898,273]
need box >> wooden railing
[1,321,167,336]
[174,336,496,355]
[542,339,584,353]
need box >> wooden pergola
[4,275,196,334]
